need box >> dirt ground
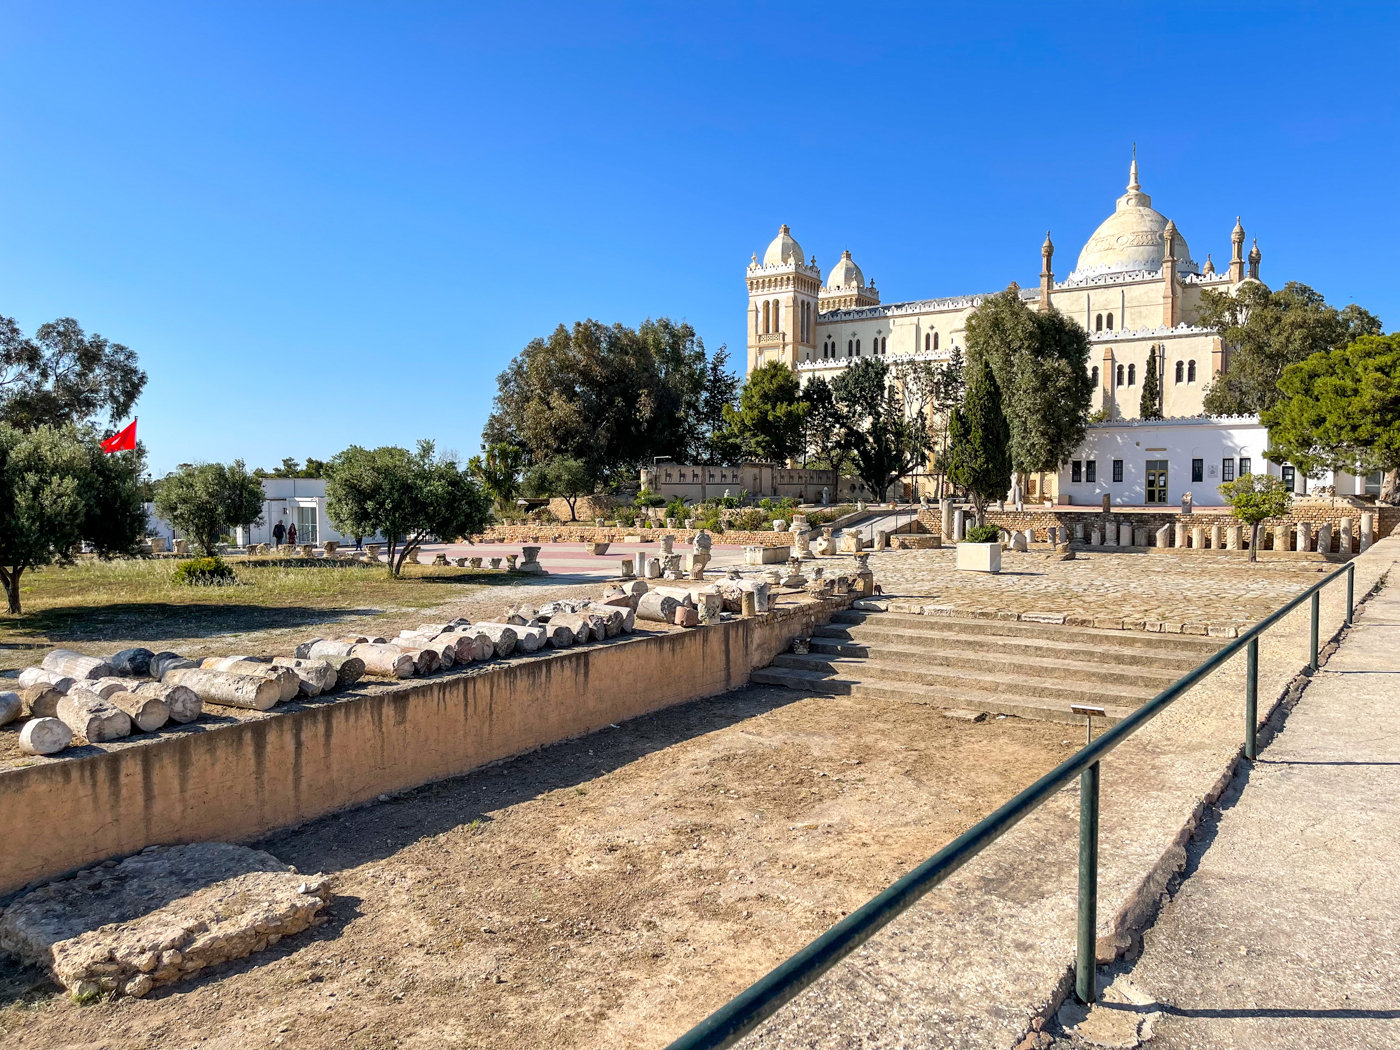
[0,686,1079,1050]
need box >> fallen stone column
[150,652,197,677]
[475,622,544,652]
[469,624,519,658]
[19,717,72,755]
[393,646,441,674]
[200,659,300,703]
[0,690,19,726]
[133,682,202,723]
[310,654,365,689]
[57,691,133,742]
[19,683,64,718]
[543,622,575,648]
[547,612,592,643]
[42,650,113,681]
[104,690,170,733]
[584,602,633,633]
[636,592,680,623]
[108,648,155,677]
[18,667,73,692]
[270,658,339,696]
[162,668,284,711]
[348,644,417,679]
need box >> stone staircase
[752,609,1224,725]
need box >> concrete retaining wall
[0,599,845,898]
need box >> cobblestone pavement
[852,546,1332,631]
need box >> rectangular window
[1366,471,1384,496]
[1112,459,1124,483]
[1145,460,1168,504]
[1239,457,1251,477]
[1086,460,1097,483]
[1071,460,1082,483]
[1191,458,1204,483]
[1282,465,1295,492]
[1222,458,1235,482]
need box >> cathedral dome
[1071,158,1198,279]
[826,249,864,289]
[762,224,804,266]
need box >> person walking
[272,519,286,549]
[287,521,298,548]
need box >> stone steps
[754,611,1223,725]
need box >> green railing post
[1310,591,1320,671]
[1076,760,1100,1004]
[1245,637,1259,760]
[1346,562,1354,626]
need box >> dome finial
[1128,143,1140,192]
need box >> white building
[1056,417,1383,508]
[148,478,378,548]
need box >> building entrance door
[295,505,318,544]
[1145,460,1168,504]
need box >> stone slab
[0,842,331,1000]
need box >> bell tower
[746,225,822,375]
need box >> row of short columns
[936,505,1377,553]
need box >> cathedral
[744,155,1263,422]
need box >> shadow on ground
[1,603,385,642]
[254,685,807,877]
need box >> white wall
[1055,417,1338,508]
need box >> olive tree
[326,440,493,576]
[1219,473,1292,563]
[154,460,265,556]
[0,424,146,613]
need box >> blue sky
[0,3,1395,476]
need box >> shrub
[634,488,667,508]
[172,556,238,586]
[962,523,1002,544]
[730,508,768,531]
[665,496,690,521]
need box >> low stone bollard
[1119,523,1133,547]
[1362,512,1375,551]
[1226,524,1241,550]
[1296,520,1312,553]
[1191,526,1204,550]
[1155,525,1171,548]
[1316,522,1332,555]
[1133,526,1149,547]
[1174,522,1187,549]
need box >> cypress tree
[1140,344,1162,419]
[945,357,1012,527]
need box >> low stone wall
[0,598,848,899]
[474,525,799,547]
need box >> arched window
[847,339,853,357]
[1127,362,1136,385]
[933,332,939,350]
[1106,312,1114,330]
[772,301,780,333]
[1096,313,1103,332]
[924,333,930,352]
[1175,360,1184,383]
[856,339,862,356]
[881,337,887,354]
[762,301,770,334]
[1187,360,1197,382]
[1091,365,1099,387]
[1116,364,1125,387]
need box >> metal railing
[665,559,1358,1049]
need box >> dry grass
[0,557,520,669]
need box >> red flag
[101,419,137,453]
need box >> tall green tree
[1219,473,1292,563]
[0,316,147,431]
[325,441,492,576]
[799,374,847,470]
[694,346,743,464]
[1262,333,1400,504]
[1201,281,1382,415]
[964,288,1092,477]
[724,361,809,464]
[1140,344,1162,420]
[485,317,707,483]
[0,424,146,613]
[154,460,266,556]
[522,455,598,521]
[829,358,929,500]
[945,357,1012,527]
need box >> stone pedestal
[1073,522,1085,543]
[1174,522,1187,548]
[634,551,647,577]
[745,545,790,565]
[1089,528,1101,546]
[1119,523,1134,547]
[839,532,864,554]
[941,501,954,540]
[957,542,1002,573]
[645,557,663,579]
[1226,525,1241,550]
[1361,512,1375,551]
[1296,521,1312,553]
[1210,524,1222,549]
[874,529,889,551]
[1155,525,1170,547]
[1316,523,1332,555]
[1340,517,1354,554]
[1133,526,1149,547]
[1274,524,1290,552]
[659,534,675,556]
[953,509,965,541]
[1191,526,1205,549]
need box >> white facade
[238,478,376,547]
[1055,417,1377,508]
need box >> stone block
[956,542,1001,573]
[745,545,790,565]
[1133,526,1149,547]
[673,606,699,627]
[1119,523,1134,547]
[0,843,330,1000]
